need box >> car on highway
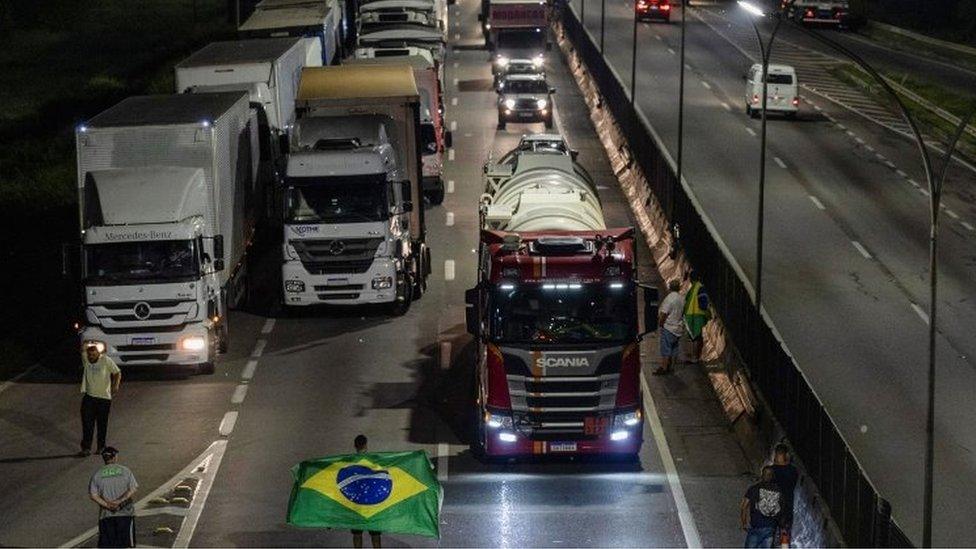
[496,73,555,129]
[744,63,799,118]
[636,0,671,22]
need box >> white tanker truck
[464,133,656,459]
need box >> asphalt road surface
[574,0,976,544]
[0,1,758,547]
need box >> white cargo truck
[238,0,344,66]
[76,92,260,373]
[359,0,447,34]
[356,22,446,63]
[281,65,430,314]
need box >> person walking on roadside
[741,465,785,548]
[771,443,800,544]
[683,270,711,364]
[89,447,138,548]
[351,435,382,549]
[79,344,121,457]
[653,279,684,375]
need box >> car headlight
[614,410,642,428]
[485,412,513,429]
[83,340,106,354]
[536,98,548,109]
[285,280,306,293]
[495,56,509,67]
[180,336,207,351]
[504,98,516,109]
[372,276,393,290]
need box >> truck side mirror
[213,235,225,272]
[445,131,453,148]
[638,284,659,339]
[464,287,481,337]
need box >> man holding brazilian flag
[287,439,442,542]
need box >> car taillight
[486,344,512,408]
[752,94,760,104]
[661,3,670,9]
[804,8,815,17]
[615,343,641,407]
[792,97,799,106]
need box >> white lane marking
[231,384,249,404]
[851,241,872,259]
[242,360,258,380]
[773,157,787,169]
[700,81,711,90]
[447,180,455,193]
[911,303,930,324]
[0,362,42,397]
[684,63,692,71]
[446,212,455,226]
[451,97,458,106]
[855,137,865,145]
[440,341,452,370]
[453,61,459,68]
[448,148,456,161]
[836,123,846,130]
[721,101,731,112]
[745,127,757,137]
[260,318,275,334]
[875,152,886,160]
[453,78,458,87]
[251,339,266,358]
[962,221,975,231]
[655,34,663,41]
[908,179,921,188]
[641,373,702,548]
[896,169,908,178]
[173,442,228,548]
[444,260,456,281]
[813,105,822,111]
[454,33,460,40]
[865,145,876,152]
[946,209,959,220]
[218,411,238,436]
[919,187,931,196]
[809,195,826,210]
[450,120,458,131]
[847,130,857,138]
[884,160,897,169]
[667,48,676,55]
[437,442,450,481]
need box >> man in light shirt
[653,279,684,375]
[79,344,121,457]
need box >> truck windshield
[502,79,548,94]
[85,240,199,285]
[490,283,635,344]
[497,29,545,50]
[286,174,389,223]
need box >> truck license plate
[131,337,156,345]
[549,442,577,452]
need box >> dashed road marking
[875,152,886,160]
[251,339,266,358]
[865,145,876,152]
[908,179,921,188]
[260,318,275,334]
[773,157,787,169]
[453,61,459,68]
[218,411,238,436]
[836,123,846,130]
[847,130,856,138]
[946,209,959,220]
[809,195,826,210]
[911,303,930,324]
[446,212,455,226]
[444,259,456,281]
[447,180,455,193]
[454,33,460,40]
[684,63,692,70]
[242,360,258,380]
[450,120,458,131]
[700,81,711,90]
[448,148,455,161]
[896,169,907,178]
[721,101,731,112]
[667,48,676,55]
[451,97,458,106]
[813,105,822,111]
[855,137,865,145]
[851,241,872,259]
[231,384,248,404]
[655,34,663,41]
[962,221,975,231]
[919,187,931,196]
[440,341,452,370]
[453,78,458,87]
[745,127,756,137]
[437,442,450,481]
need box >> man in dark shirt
[741,465,784,548]
[771,443,800,537]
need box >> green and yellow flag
[287,450,442,538]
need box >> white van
[745,63,799,118]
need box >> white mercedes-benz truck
[76,92,260,373]
[281,65,430,315]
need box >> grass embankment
[858,23,976,75]
[0,1,234,379]
[829,64,976,163]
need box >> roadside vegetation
[0,1,234,378]
[857,22,976,74]
[857,0,976,46]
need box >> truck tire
[412,246,430,298]
[544,117,554,129]
[197,362,216,375]
[388,271,413,316]
[218,320,229,354]
[428,188,445,206]
[497,116,506,130]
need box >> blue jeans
[744,526,776,548]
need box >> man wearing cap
[89,447,138,548]
[79,344,121,457]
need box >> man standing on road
[653,279,684,375]
[683,270,711,364]
[351,434,382,549]
[79,344,121,457]
[771,443,800,543]
[741,465,785,548]
[89,447,138,548]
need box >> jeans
[81,394,112,452]
[744,526,776,548]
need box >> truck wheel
[388,272,413,316]
[746,105,752,116]
[497,117,506,130]
[218,319,229,354]
[413,246,430,298]
[197,362,216,375]
[428,188,445,206]
[544,117,554,129]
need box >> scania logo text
[536,356,590,368]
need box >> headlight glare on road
[285,280,305,293]
[536,98,548,109]
[83,340,106,354]
[180,336,207,351]
[504,98,516,109]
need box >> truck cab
[485,0,549,74]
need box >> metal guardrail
[557,6,912,547]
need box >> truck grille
[291,238,383,274]
[515,98,540,110]
[508,374,618,437]
[88,300,196,329]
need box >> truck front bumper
[81,324,212,367]
[482,425,643,457]
[282,258,398,306]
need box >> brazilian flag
[287,450,442,538]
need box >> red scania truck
[465,134,657,458]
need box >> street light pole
[600,0,606,53]
[630,4,638,103]
[671,0,687,249]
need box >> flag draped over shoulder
[287,450,442,538]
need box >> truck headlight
[495,56,510,67]
[504,98,516,109]
[375,239,388,256]
[614,410,642,428]
[180,336,207,351]
[284,243,299,260]
[532,55,544,67]
[485,412,513,429]
[536,98,548,109]
[610,430,629,441]
[372,276,393,290]
[83,340,106,354]
[285,280,305,293]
